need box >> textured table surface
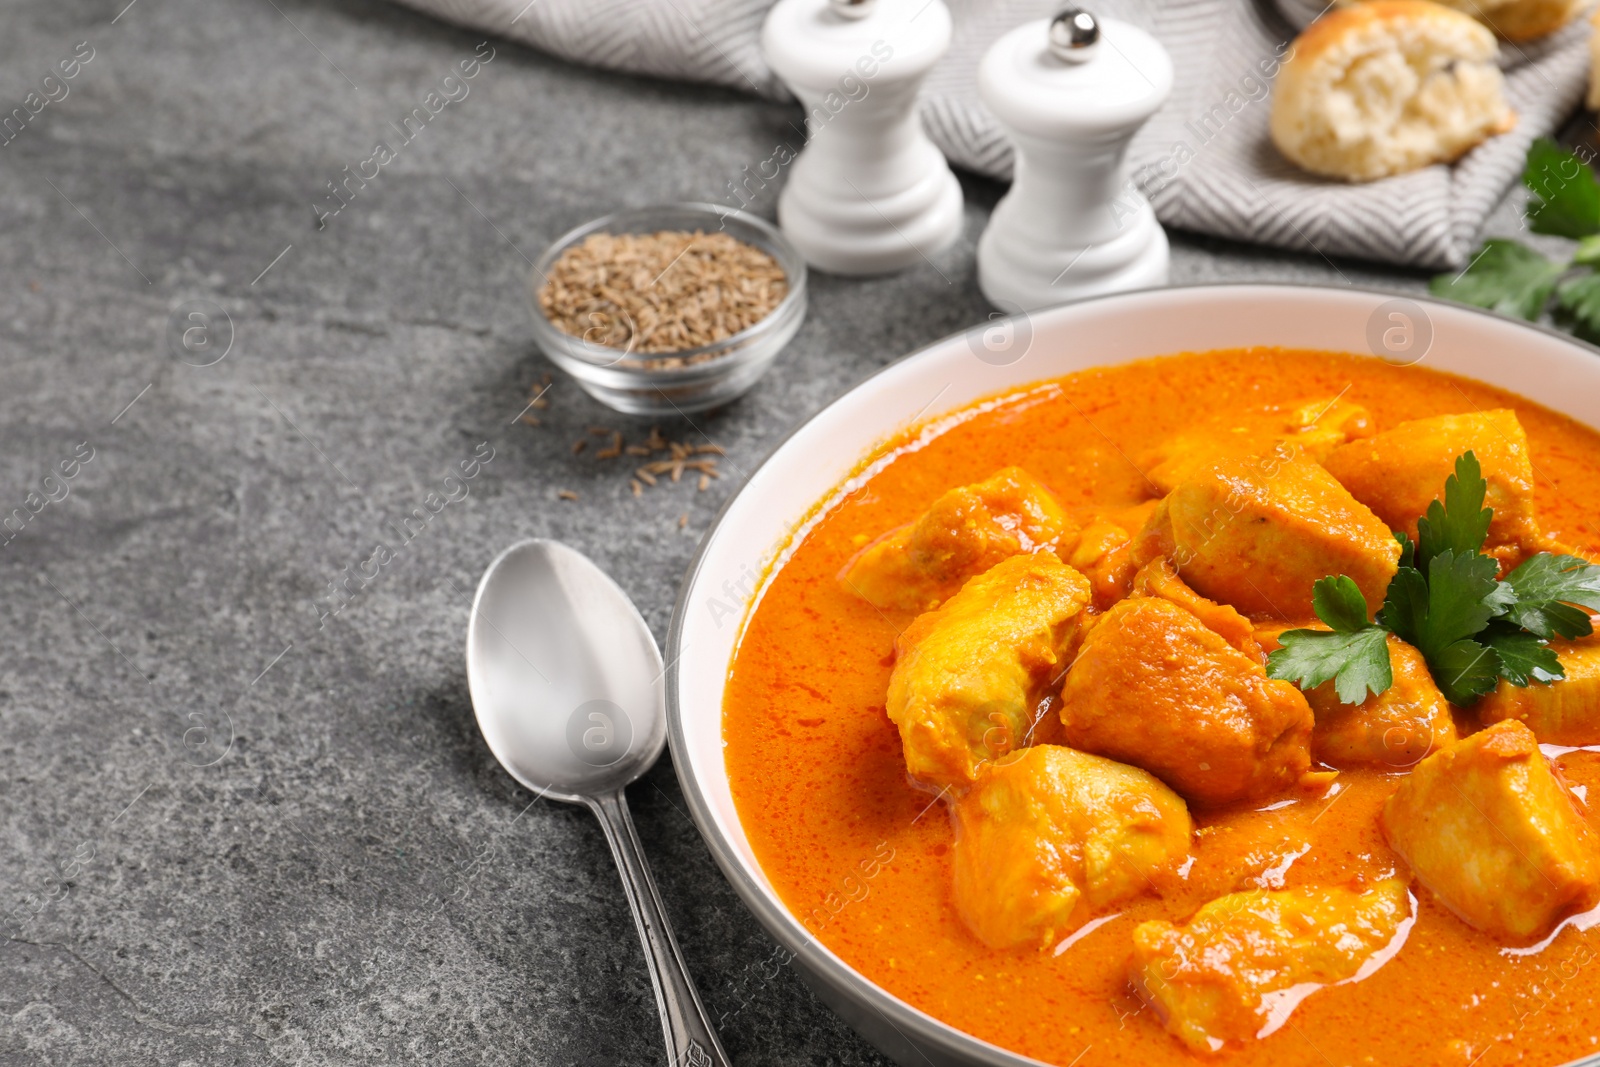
[0,0,1535,1064]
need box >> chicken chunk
[1148,451,1400,618]
[841,467,1072,613]
[1062,502,1164,607]
[1058,597,1317,807]
[1062,499,1161,610]
[887,553,1091,788]
[1130,879,1412,1053]
[1285,396,1378,462]
[1307,636,1456,768]
[1142,397,1375,494]
[951,745,1192,949]
[1381,720,1600,941]
[1478,637,1600,745]
[1062,501,1160,570]
[1322,409,1544,555]
[1132,557,1261,658]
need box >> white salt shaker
[761,0,963,275]
[977,8,1173,312]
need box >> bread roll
[1362,0,1586,41]
[1270,1,1516,182]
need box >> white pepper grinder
[977,8,1173,312]
[761,0,963,275]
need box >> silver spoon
[465,538,732,1067]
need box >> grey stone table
[0,0,1539,1064]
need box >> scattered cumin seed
[573,429,729,499]
[519,413,540,426]
[678,513,688,529]
[558,489,578,501]
[531,396,549,409]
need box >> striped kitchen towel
[395,0,1593,268]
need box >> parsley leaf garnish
[1573,234,1600,268]
[1378,548,1508,705]
[1427,639,1504,705]
[1395,531,1415,570]
[1555,272,1600,341]
[1524,137,1600,239]
[1429,239,1563,321]
[1265,448,1600,707]
[1433,140,1600,339]
[1270,629,1393,706]
[1481,622,1564,686]
[1374,565,1427,646]
[1416,550,1513,650]
[1414,452,1494,569]
[1502,552,1600,639]
[1267,577,1393,705]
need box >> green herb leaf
[1481,622,1564,687]
[1430,239,1564,321]
[1414,451,1493,569]
[1267,628,1393,705]
[1265,576,1392,704]
[1502,552,1600,639]
[1395,531,1416,570]
[1524,138,1600,239]
[1271,449,1593,708]
[1417,549,1510,652]
[1312,575,1375,633]
[1432,140,1600,339]
[1556,271,1600,341]
[1378,549,1509,706]
[1429,638,1504,705]
[1575,235,1600,268]
[1377,566,1429,648]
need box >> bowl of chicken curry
[665,284,1600,1067]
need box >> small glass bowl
[528,203,807,416]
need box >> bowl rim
[527,201,808,373]
[662,280,1600,1067]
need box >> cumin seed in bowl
[538,230,788,355]
[528,204,807,416]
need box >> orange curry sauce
[722,349,1600,1067]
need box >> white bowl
[664,284,1600,1067]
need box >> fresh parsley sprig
[1432,139,1600,340]
[1266,451,1600,706]
[1502,551,1600,639]
[1270,577,1392,705]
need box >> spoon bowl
[466,539,665,802]
[465,538,730,1067]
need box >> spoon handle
[587,789,733,1067]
